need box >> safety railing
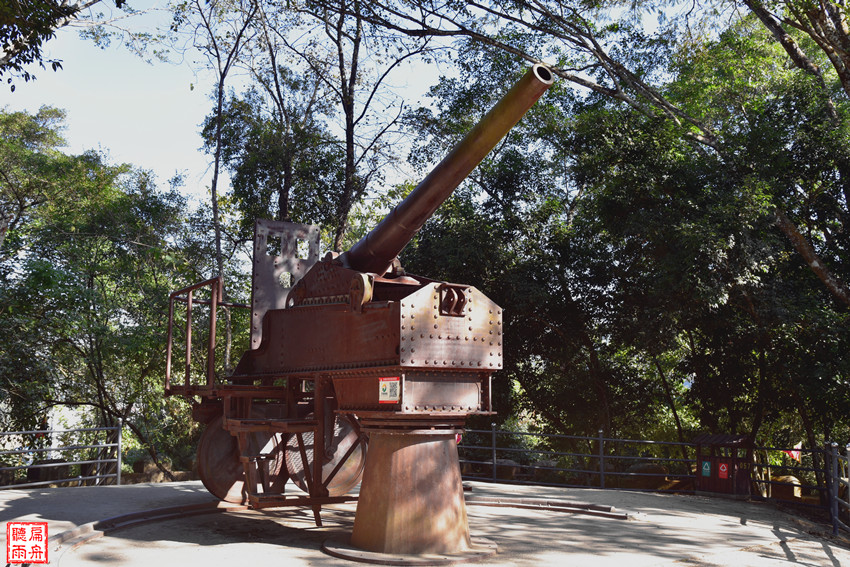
[458,425,849,535]
[458,426,695,492]
[165,276,249,394]
[0,425,122,489]
[750,444,829,509]
[826,442,850,536]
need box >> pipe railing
[165,276,249,393]
[458,425,849,535]
[459,426,695,491]
[826,442,850,536]
[0,425,122,489]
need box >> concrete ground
[1,480,849,566]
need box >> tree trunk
[331,0,362,252]
[211,78,234,372]
[583,338,612,435]
[774,207,850,308]
[279,156,292,221]
[748,343,768,444]
[795,399,825,502]
[653,356,689,461]
[0,214,9,253]
[124,419,177,482]
[685,329,719,431]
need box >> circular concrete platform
[322,536,498,565]
[1,481,848,566]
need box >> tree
[258,0,434,250]
[0,106,69,254]
[169,0,258,370]
[320,0,850,308]
[0,107,199,473]
[203,72,345,239]
[2,1,96,85]
[398,61,631,435]
[744,0,850,99]
[399,20,850,446]
[0,0,159,89]
[170,0,256,276]
[237,3,345,227]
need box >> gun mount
[165,64,554,560]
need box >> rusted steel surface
[234,282,501,398]
[233,299,402,376]
[163,65,554,550]
[398,284,502,371]
[196,413,287,503]
[165,276,249,394]
[249,220,320,349]
[284,414,366,497]
[344,64,555,276]
[332,371,488,415]
[351,431,471,554]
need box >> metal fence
[0,422,845,534]
[750,444,828,507]
[826,442,850,536]
[458,425,849,535]
[0,425,122,489]
[458,426,694,491]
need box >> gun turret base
[337,416,492,559]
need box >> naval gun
[165,64,554,558]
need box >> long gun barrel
[343,64,554,275]
[169,63,557,556]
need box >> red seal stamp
[6,521,48,564]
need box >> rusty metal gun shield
[285,414,366,496]
[197,413,287,503]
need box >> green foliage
[0,1,139,89]
[202,75,346,240]
[401,20,850,447]
[5,0,850,475]
[0,106,201,462]
[0,0,77,87]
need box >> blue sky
[1,8,452,208]
[2,20,216,202]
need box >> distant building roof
[692,433,751,447]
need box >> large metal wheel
[197,413,287,503]
[285,414,366,497]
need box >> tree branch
[774,207,850,307]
